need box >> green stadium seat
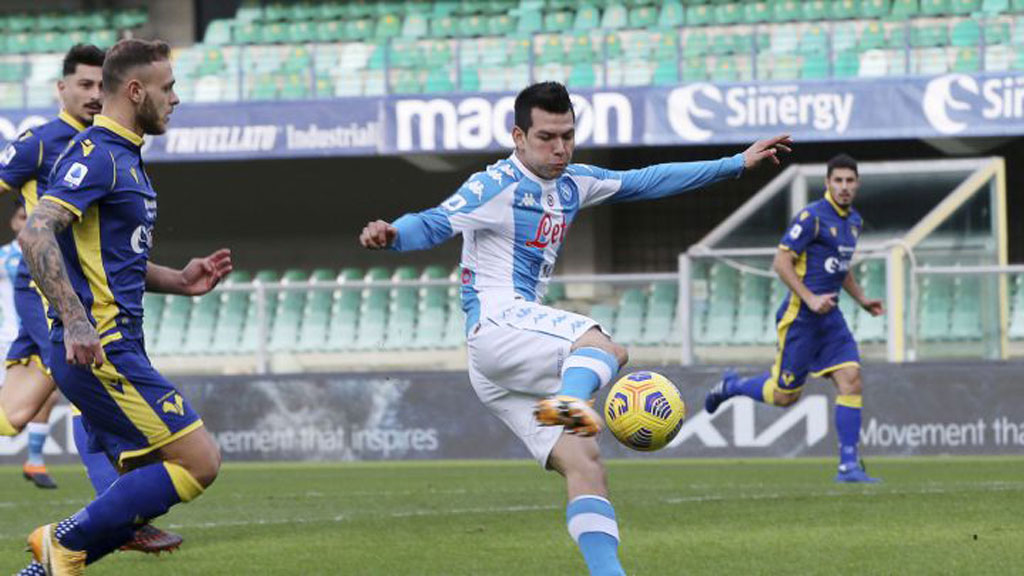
[182,293,221,355]
[430,15,458,38]
[640,282,677,345]
[772,0,802,21]
[914,46,951,73]
[236,2,264,22]
[699,263,738,345]
[742,2,771,23]
[153,295,191,355]
[487,14,516,35]
[383,267,418,350]
[911,22,949,47]
[537,35,565,64]
[734,273,769,344]
[8,15,37,33]
[861,0,892,17]
[614,289,645,345]
[860,21,887,49]
[921,0,952,15]
[460,14,488,37]
[834,50,861,76]
[205,19,234,44]
[1010,274,1024,340]
[314,21,345,42]
[353,267,391,351]
[829,0,860,19]
[683,55,711,81]
[281,75,310,100]
[953,46,980,70]
[658,1,685,27]
[802,53,829,78]
[684,30,710,56]
[460,66,481,91]
[770,26,799,53]
[799,25,829,54]
[8,33,33,54]
[508,34,533,64]
[629,5,659,27]
[325,268,363,351]
[601,3,629,28]
[544,11,573,32]
[919,276,953,341]
[567,33,596,62]
[424,68,456,92]
[426,40,454,67]
[652,58,679,85]
[143,293,165,349]
[891,0,921,18]
[401,12,429,38]
[982,0,1009,12]
[262,22,289,43]
[951,19,981,46]
[112,8,147,29]
[950,0,982,13]
[653,30,679,59]
[264,3,289,21]
[345,19,374,41]
[685,4,713,25]
[713,3,742,25]
[412,267,450,349]
[517,9,543,33]
[984,21,1010,45]
[832,22,858,52]
[984,44,1014,70]
[375,14,403,39]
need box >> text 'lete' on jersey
[391,152,745,332]
[42,115,156,339]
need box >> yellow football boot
[27,524,86,575]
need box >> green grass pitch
[1,457,1022,575]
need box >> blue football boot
[835,461,882,484]
[704,369,739,415]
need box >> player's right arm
[0,129,43,194]
[20,141,114,367]
[360,172,511,251]
[774,211,835,315]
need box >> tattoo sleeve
[19,200,90,330]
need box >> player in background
[0,45,107,491]
[361,81,791,576]
[18,39,231,575]
[704,154,884,483]
[0,206,61,487]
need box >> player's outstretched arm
[773,247,836,315]
[19,200,105,366]
[146,249,233,296]
[842,269,884,316]
[742,134,794,170]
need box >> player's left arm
[576,134,793,207]
[842,268,884,316]
[145,249,233,296]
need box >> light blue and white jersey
[0,240,21,339]
[392,152,745,333]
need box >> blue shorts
[49,335,202,466]
[5,285,52,373]
[769,296,860,392]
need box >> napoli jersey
[778,192,862,303]
[0,241,20,340]
[392,152,745,332]
[42,115,156,340]
[0,111,88,290]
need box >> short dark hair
[62,44,105,77]
[102,38,171,93]
[827,153,858,178]
[514,82,574,133]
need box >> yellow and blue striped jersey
[0,111,87,289]
[42,115,155,340]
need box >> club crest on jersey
[63,162,89,188]
[526,213,568,249]
[81,139,95,157]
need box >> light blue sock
[25,422,48,467]
[71,414,119,496]
[726,371,769,402]
[567,495,625,576]
[559,348,620,400]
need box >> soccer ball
[604,371,686,451]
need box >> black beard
[138,97,163,135]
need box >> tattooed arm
[19,200,105,366]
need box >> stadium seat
[949,276,983,340]
[951,19,981,46]
[834,50,861,76]
[1010,274,1024,340]
[891,0,921,17]
[829,0,859,19]
[984,44,1013,70]
[772,0,802,22]
[629,5,659,27]
[153,295,191,355]
[143,293,165,349]
[860,22,887,50]
[614,289,645,345]
[799,25,829,54]
[921,0,952,15]
[601,3,629,28]
[913,47,951,74]
[652,58,679,85]
[182,293,221,355]
[685,4,712,26]
[425,68,456,92]
[567,33,597,63]
[354,267,391,350]
[912,22,948,47]
[802,53,829,78]
[383,266,418,350]
[516,9,543,33]
[267,269,309,352]
[949,0,982,13]
[568,63,598,87]
[919,276,954,341]
[984,21,1010,45]
[658,1,685,27]
[861,0,892,18]
[412,266,451,349]
[741,2,771,23]
[684,30,710,56]
[953,46,980,71]
[733,273,769,344]
[699,264,739,345]
[713,3,742,25]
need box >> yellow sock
[0,406,17,436]
[163,462,205,502]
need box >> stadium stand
[2,1,1024,107]
[136,263,1024,357]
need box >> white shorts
[466,300,603,467]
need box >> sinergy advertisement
[1,73,1022,160]
[1,362,1021,464]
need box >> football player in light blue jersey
[704,154,885,483]
[361,82,791,576]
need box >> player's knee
[4,403,35,431]
[775,390,802,407]
[178,436,222,488]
